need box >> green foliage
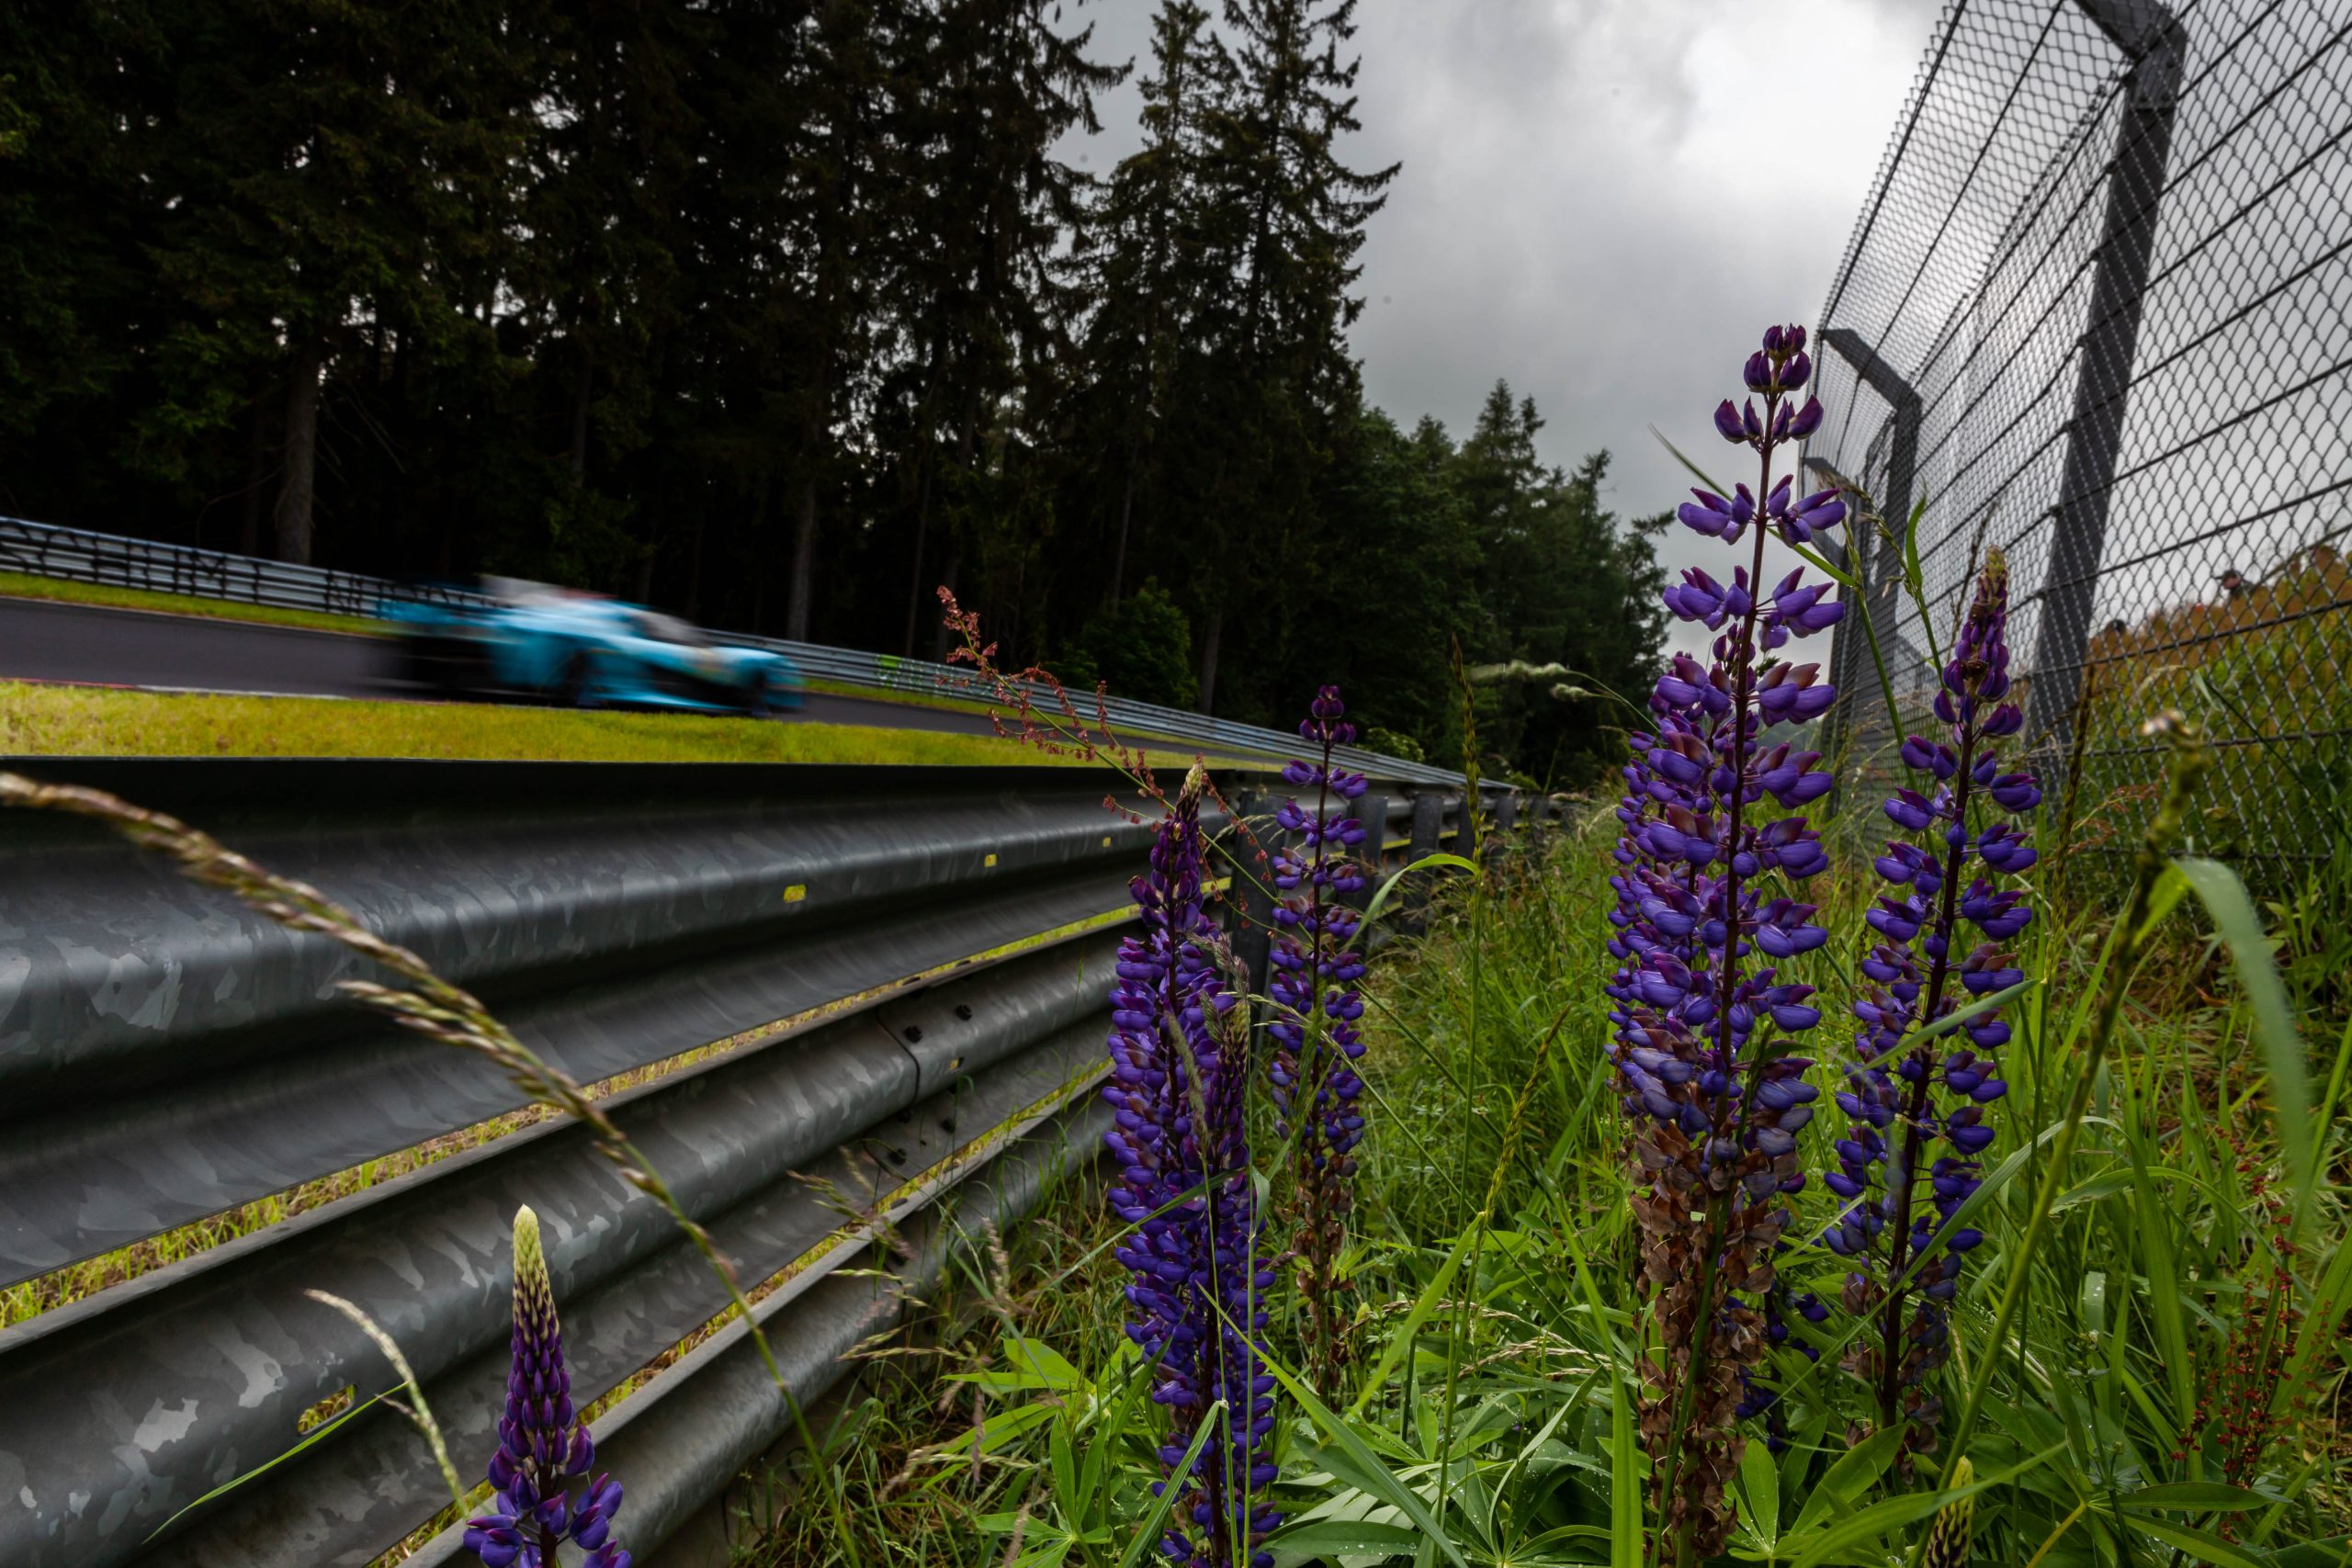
[737,785,2350,1567]
[1362,728,1424,765]
[1054,578,1198,711]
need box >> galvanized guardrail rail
[0,515,1466,785]
[0,755,1532,1568]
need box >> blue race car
[381,578,803,716]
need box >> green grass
[718,787,2351,1567]
[0,679,1095,765]
[0,570,388,636]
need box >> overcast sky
[1064,0,1944,645]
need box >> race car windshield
[637,612,707,647]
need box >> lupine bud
[465,1207,631,1568]
[1922,1458,1976,1568]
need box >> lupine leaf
[1253,1328,1471,1568]
[1266,1518,1422,1555]
[1737,1431,1781,1546]
[1299,1441,1473,1568]
[1785,1427,1904,1539]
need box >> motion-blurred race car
[381,578,803,716]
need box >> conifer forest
[0,0,1666,775]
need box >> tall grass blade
[2172,857,2316,1224]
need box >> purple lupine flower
[1826,551,2038,1458]
[1607,324,1843,1559]
[1102,766,1280,1568]
[465,1206,629,1568]
[1266,686,1372,1393]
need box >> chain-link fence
[1807,0,2352,879]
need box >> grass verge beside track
[0,680,1086,765]
[0,570,389,636]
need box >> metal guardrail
[0,515,1472,785]
[0,756,1516,1568]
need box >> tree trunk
[902,461,933,658]
[684,506,707,622]
[635,522,660,603]
[241,381,275,557]
[1110,463,1135,605]
[1197,605,1223,716]
[274,337,322,564]
[569,341,594,482]
[787,476,818,643]
[751,471,772,635]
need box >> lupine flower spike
[1266,685,1372,1394]
[467,1207,628,1568]
[1826,552,2038,1459]
[1606,324,1843,1562]
[1102,766,1281,1567]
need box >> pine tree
[142,0,538,564]
[1069,0,1216,612]
[875,0,1124,656]
[1183,0,1396,714]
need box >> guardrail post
[2022,0,2185,761]
[1219,789,1275,1017]
[1404,789,1442,933]
[1351,788,1389,915]
[1453,791,1478,863]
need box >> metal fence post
[1815,328,1922,784]
[2022,0,2186,757]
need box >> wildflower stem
[1914,714,2209,1565]
[1872,728,1980,1428]
[1657,389,1780,1568]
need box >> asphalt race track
[0,595,1010,738]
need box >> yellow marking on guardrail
[783,885,807,903]
[984,852,998,867]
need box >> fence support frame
[2022,0,2187,752]
[1814,328,1922,777]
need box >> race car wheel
[744,671,785,718]
[555,653,594,708]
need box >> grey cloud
[1069,0,1943,649]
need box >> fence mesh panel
[1809,0,2352,876]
